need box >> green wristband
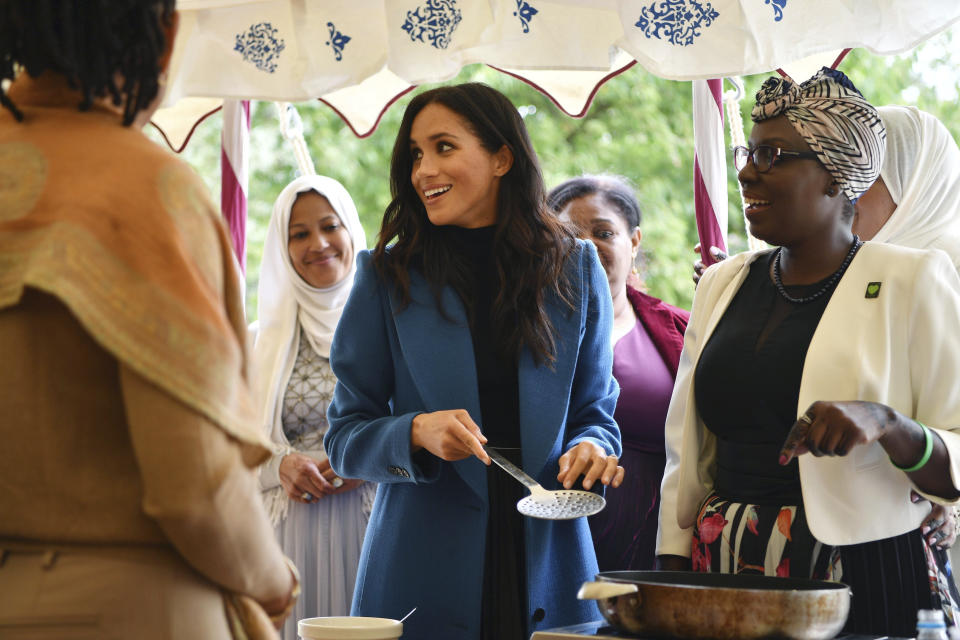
[891,421,934,473]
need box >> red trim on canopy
[488,61,638,118]
[831,48,853,68]
[776,47,853,77]
[155,61,639,152]
[317,85,416,139]
[149,105,223,154]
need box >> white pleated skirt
[277,483,374,640]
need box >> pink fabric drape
[693,79,727,267]
[220,100,250,273]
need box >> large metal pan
[578,571,850,640]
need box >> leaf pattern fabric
[690,491,960,634]
[745,506,759,536]
[776,508,793,542]
[691,493,834,579]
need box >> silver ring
[301,491,313,501]
[798,413,814,426]
[332,477,344,488]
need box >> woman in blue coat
[325,83,623,640]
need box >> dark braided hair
[0,0,176,125]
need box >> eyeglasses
[733,145,820,173]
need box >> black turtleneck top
[445,225,521,447]
[442,224,526,640]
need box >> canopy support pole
[221,99,250,273]
[693,78,728,267]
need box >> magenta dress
[588,312,677,571]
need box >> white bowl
[298,616,403,640]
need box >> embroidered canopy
[155,0,960,146]
[152,0,960,275]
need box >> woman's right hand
[279,452,334,503]
[315,456,365,495]
[411,409,491,464]
[693,243,728,285]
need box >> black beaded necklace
[773,235,862,304]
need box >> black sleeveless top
[693,253,838,505]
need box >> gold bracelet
[269,556,301,627]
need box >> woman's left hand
[779,400,895,465]
[557,442,625,490]
[915,491,959,550]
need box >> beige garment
[0,74,291,639]
[0,292,290,638]
[0,543,233,640]
[0,74,267,456]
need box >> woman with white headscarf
[253,175,376,638]
[855,105,960,268]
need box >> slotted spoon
[483,446,606,520]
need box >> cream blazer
[657,242,960,557]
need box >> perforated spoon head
[516,490,606,520]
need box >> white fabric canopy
[159,0,960,143]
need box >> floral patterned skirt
[693,493,960,636]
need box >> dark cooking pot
[578,571,850,640]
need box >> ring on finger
[798,412,814,426]
[332,476,344,488]
[301,491,313,501]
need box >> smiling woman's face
[287,191,354,288]
[408,102,512,228]
[738,115,839,247]
[559,193,640,297]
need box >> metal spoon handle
[483,446,543,492]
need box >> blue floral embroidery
[402,0,462,49]
[634,0,720,47]
[765,0,787,21]
[514,0,538,33]
[234,22,285,73]
[325,22,351,61]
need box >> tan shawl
[0,75,269,460]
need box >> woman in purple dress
[549,175,688,570]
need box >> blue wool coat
[325,240,620,639]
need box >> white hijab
[871,105,960,268]
[252,175,366,519]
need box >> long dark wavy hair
[0,0,176,125]
[373,82,576,368]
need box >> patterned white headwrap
[751,67,886,202]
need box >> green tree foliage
[152,26,959,321]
